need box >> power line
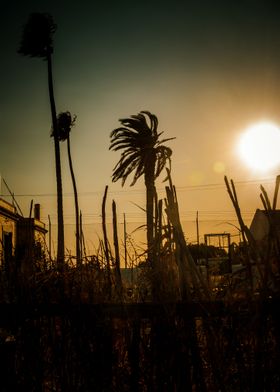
[42,212,254,220]
[0,176,276,198]
[43,219,245,226]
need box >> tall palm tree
[18,13,64,265]
[54,111,81,266]
[109,111,174,262]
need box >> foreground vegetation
[0,175,279,391]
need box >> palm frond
[109,110,174,186]
[158,137,176,145]
[120,119,150,135]
[112,152,141,185]
[141,111,158,134]
[110,127,138,139]
[18,13,56,58]
[131,160,145,185]
[51,111,76,141]
[154,146,172,178]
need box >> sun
[237,121,280,172]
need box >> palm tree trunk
[47,51,64,267]
[145,170,156,263]
[146,183,155,260]
[67,137,81,266]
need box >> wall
[0,199,17,264]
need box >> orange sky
[1,1,280,260]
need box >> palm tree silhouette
[110,111,174,262]
[18,13,64,265]
[54,111,81,266]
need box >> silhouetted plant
[54,111,81,266]
[109,111,174,265]
[18,13,65,266]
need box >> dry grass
[0,176,280,390]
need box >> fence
[0,300,279,391]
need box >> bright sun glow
[238,121,280,172]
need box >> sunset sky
[1,0,280,256]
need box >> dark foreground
[0,300,279,391]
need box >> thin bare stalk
[67,137,81,266]
[225,176,263,288]
[102,186,111,299]
[272,175,280,209]
[260,185,271,210]
[112,200,123,301]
